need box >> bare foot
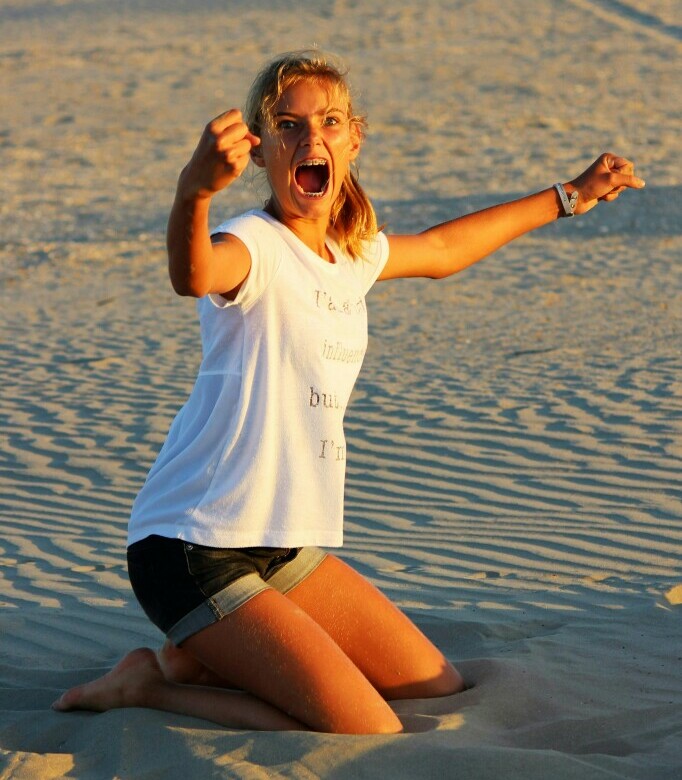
[158,640,233,688]
[52,647,164,713]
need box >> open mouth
[294,158,330,198]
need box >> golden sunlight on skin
[251,80,360,259]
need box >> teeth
[295,158,329,196]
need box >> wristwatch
[554,182,579,218]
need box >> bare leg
[157,640,231,688]
[157,555,465,700]
[286,554,466,699]
[53,556,461,732]
[178,589,402,733]
[54,587,402,734]
[52,647,303,731]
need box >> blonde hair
[244,50,379,259]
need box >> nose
[300,119,322,147]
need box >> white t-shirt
[127,209,389,548]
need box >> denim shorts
[127,535,327,645]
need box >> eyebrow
[274,107,345,117]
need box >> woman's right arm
[167,110,260,298]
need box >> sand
[1,0,681,777]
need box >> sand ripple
[1,1,680,777]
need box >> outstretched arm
[380,154,645,281]
[167,110,260,297]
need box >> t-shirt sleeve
[355,231,390,295]
[207,213,281,310]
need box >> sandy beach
[1,0,681,777]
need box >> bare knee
[427,664,466,697]
[306,683,403,734]
[419,661,466,697]
[361,712,403,735]
[381,661,466,700]
[324,703,403,735]
[387,662,466,700]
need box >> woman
[53,50,644,734]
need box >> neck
[264,200,334,262]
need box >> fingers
[202,110,261,178]
[608,172,646,194]
[246,129,261,147]
[624,172,645,188]
[181,110,262,199]
[613,160,633,175]
[600,153,645,188]
[215,124,256,154]
[208,109,260,149]
[595,153,645,200]
[596,173,644,204]
[593,156,641,200]
[208,108,245,135]
[568,152,645,214]
[610,160,632,195]
[600,153,631,171]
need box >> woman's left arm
[380,154,645,281]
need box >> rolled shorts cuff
[266,545,327,593]
[167,546,327,646]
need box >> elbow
[419,235,457,279]
[169,270,210,298]
[171,275,210,298]
[426,264,453,281]
[428,253,469,280]
[174,285,207,299]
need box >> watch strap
[554,182,579,217]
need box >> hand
[567,153,645,215]
[178,109,261,201]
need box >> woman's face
[252,79,361,226]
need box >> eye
[276,119,296,130]
[324,114,344,126]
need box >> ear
[348,122,362,161]
[250,144,266,168]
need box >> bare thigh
[180,586,402,734]
[286,554,465,699]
